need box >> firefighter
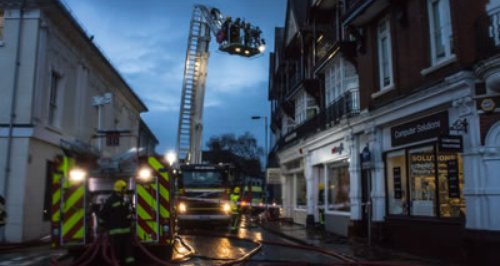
[230,186,241,231]
[100,180,135,265]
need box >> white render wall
[0,4,145,242]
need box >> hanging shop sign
[391,112,449,146]
[447,159,460,198]
[266,168,282,185]
[438,135,463,152]
[480,98,496,113]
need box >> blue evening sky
[61,0,286,155]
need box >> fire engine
[174,5,265,224]
[50,140,175,260]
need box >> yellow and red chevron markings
[61,157,85,244]
[148,156,171,244]
[51,156,85,246]
[136,156,172,244]
[50,156,64,248]
[136,181,159,242]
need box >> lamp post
[251,116,268,167]
[252,115,269,206]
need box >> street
[0,218,357,266]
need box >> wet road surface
[0,218,353,266]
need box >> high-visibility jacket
[229,193,240,214]
[99,192,132,235]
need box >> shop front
[310,138,352,236]
[279,156,307,225]
[382,111,466,258]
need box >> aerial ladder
[176,5,265,164]
[174,5,264,225]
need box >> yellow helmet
[233,186,240,194]
[319,183,325,190]
[114,180,127,192]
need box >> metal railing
[274,90,360,151]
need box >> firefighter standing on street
[100,180,135,265]
[230,186,241,231]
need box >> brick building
[269,0,500,262]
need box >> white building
[0,0,150,242]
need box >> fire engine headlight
[178,202,187,213]
[69,168,86,183]
[241,201,247,207]
[138,167,152,182]
[222,203,231,213]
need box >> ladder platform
[218,43,261,57]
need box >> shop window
[327,164,350,212]
[317,165,325,206]
[385,143,465,219]
[386,150,408,215]
[295,173,307,209]
[437,152,465,217]
[409,146,436,216]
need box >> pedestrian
[0,195,6,242]
[100,180,135,265]
[229,186,241,231]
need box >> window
[294,91,318,125]
[327,164,350,212]
[427,0,454,64]
[377,17,393,90]
[295,173,307,209]
[385,144,465,218]
[48,71,61,126]
[324,56,359,107]
[43,161,55,221]
[0,9,4,41]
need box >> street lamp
[165,150,177,166]
[251,116,268,167]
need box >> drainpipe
[4,0,26,198]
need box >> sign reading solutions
[391,112,449,146]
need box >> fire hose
[52,227,414,266]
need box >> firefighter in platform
[100,180,135,265]
[230,186,241,231]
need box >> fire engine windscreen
[181,170,224,188]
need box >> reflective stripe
[148,157,169,181]
[125,257,135,263]
[109,227,131,235]
[112,201,122,208]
